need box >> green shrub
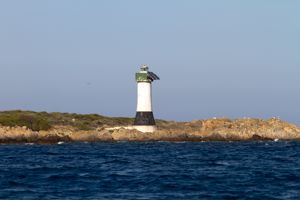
[0,112,51,131]
[75,123,93,131]
[18,114,51,131]
[0,110,134,131]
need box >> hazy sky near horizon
[0,1,299,123]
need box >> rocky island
[0,110,300,143]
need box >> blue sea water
[1,141,300,200]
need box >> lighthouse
[134,65,160,133]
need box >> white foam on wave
[216,161,231,166]
[78,173,89,177]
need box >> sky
[0,0,299,123]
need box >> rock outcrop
[1,117,300,143]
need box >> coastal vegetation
[0,110,133,131]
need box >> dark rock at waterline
[250,134,272,141]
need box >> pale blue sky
[0,1,299,123]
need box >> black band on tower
[134,112,156,126]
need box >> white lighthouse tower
[134,65,160,133]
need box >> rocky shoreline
[1,117,300,143]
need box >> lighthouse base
[133,125,157,133]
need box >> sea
[1,141,300,200]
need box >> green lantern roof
[136,65,160,82]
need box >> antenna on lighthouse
[141,65,149,71]
[133,64,159,133]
